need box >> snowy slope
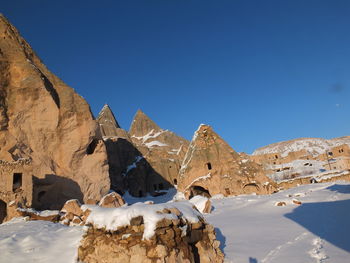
[1,183,349,263]
[206,182,350,263]
[253,136,350,157]
[0,219,84,263]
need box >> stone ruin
[0,158,32,223]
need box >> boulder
[98,192,125,208]
[61,199,83,217]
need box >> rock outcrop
[129,110,189,191]
[178,124,276,198]
[96,104,140,194]
[0,15,110,210]
[78,202,224,263]
[97,104,121,137]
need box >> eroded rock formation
[0,15,110,210]
[178,124,276,198]
[129,110,189,191]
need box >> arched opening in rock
[86,139,99,155]
[173,178,177,185]
[189,185,211,199]
[13,173,22,192]
[243,183,260,193]
[206,162,212,170]
[0,199,6,224]
[310,178,318,184]
[37,191,47,202]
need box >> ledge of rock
[78,202,224,263]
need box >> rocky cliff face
[178,124,276,198]
[129,110,189,189]
[0,15,110,209]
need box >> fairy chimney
[178,124,276,198]
[0,15,110,210]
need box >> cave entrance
[0,199,6,224]
[189,185,211,199]
[13,173,22,192]
[243,183,260,193]
[206,162,212,170]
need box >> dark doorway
[206,162,212,170]
[138,190,143,197]
[37,191,47,202]
[189,185,211,198]
[158,183,164,190]
[0,200,6,223]
[173,178,177,185]
[13,173,22,192]
[86,139,98,155]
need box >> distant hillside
[253,136,350,157]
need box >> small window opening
[173,179,177,185]
[86,139,99,155]
[159,183,164,190]
[38,191,46,202]
[206,162,212,170]
[13,173,22,192]
[328,152,333,156]
[275,155,278,159]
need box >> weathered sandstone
[0,14,110,212]
[178,124,276,198]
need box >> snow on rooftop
[83,201,202,240]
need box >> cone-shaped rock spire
[129,109,162,138]
[97,104,121,137]
[178,124,276,198]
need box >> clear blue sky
[2,0,350,153]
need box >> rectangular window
[13,173,22,192]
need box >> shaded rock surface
[0,15,110,210]
[178,124,276,198]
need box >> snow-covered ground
[0,218,84,263]
[206,182,350,263]
[1,182,350,263]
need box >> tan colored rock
[78,205,224,263]
[275,201,287,206]
[203,199,212,214]
[292,199,302,205]
[178,124,276,198]
[0,15,110,211]
[61,199,83,217]
[128,110,189,196]
[98,192,125,208]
